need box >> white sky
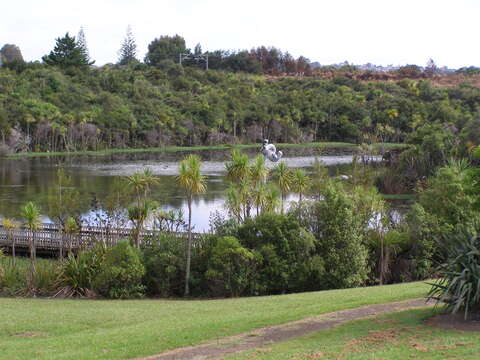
[1,0,479,68]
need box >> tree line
[0,29,479,154]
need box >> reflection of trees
[0,152,372,228]
[0,156,228,222]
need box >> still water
[0,147,372,232]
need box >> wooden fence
[0,223,201,254]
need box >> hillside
[0,63,479,154]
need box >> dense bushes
[204,236,256,297]
[0,257,59,296]
[1,63,479,153]
[94,241,145,299]
[1,147,479,299]
[142,233,185,297]
[235,213,317,294]
[0,242,145,299]
[293,183,369,288]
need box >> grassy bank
[0,281,428,359]
[228,307,480,360]
[4,142,408,159]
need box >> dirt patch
[12,332,44,338]
[139,298,432,360]
[426,312,480,332]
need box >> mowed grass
[4,142,407,159]
[227,308,480,360]
[0,281,428,360]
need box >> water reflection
[0,148,382,232]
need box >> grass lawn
[0,281,428,360]
[4,142,407,159]
[227,308,480,360]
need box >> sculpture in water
[261,139,283,162]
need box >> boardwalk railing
[0,223,201,253]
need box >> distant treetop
[42,32,94,68]
[118,25,138,65]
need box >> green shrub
[33,260,60,296]
[204,236,256,297]
[293,182,369,289]
[235,213,317,295]
[428,227,480,318]
[59,243,107,297]
[0,257,59,296]
[0,257,27,296]
[94,241,145,299]
[142,233,185,297]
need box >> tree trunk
[184,198,192,296]
[379,236,384,285]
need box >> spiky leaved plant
[428,227,480,318]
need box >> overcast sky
[1,0,479,68]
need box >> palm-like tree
[125,168,159,247]
[21,202,41,291]
[250,155,269,186]
[64,216,79,254]
[177,154,206,296]
[225,150,255,219]
[226,185,243,222]
[225,149,250,183]
[126,168,159,206]
[2,218,18,264]
[252,182,268,216]
[291,169,311,203]
[272,162,293,213]
[127,200,157,248]
[263,185,281,213]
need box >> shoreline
[3,142,408,159]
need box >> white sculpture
[261,139,283,162]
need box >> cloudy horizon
[1,0,479,69]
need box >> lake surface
[0,147,379,232]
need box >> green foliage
[145,35,187,66]
[409,160,480,270]
[21,201,41,231]
[142,233,185,297]
[0,257,59,296]
[204,236,256,297]
[59,244,107,297]
[428,227,480,317]
[1,62,479,153]
[177,154,206,295]
[294,182,369,289]
[42,32,94,68]
[94,241,146,299]
[0,257,26,295]
[235,213,317,294]
[272,162,294,213]
[118,25,138,65]
[291,168,310,202]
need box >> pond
[0,147,382,232]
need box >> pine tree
[77,27,93,64]
[118,25,138,65]
[42,33,94,68]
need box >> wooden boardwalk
[0,224,199,254]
